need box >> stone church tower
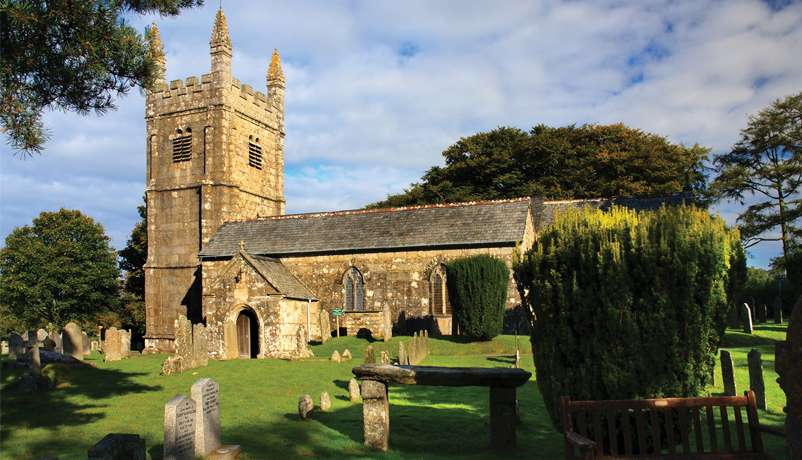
[143,10,286,350]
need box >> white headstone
[191,378,221,457]
[164,395,196,460]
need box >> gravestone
[191,378,221,457]
[86,433,146,460]
[82,332,91,356]
[721,349,737,396]
[749,297,757,323]
[515,350,521,369]
[298,395,314,420]
[398,342,407,366]
[164,395,196,460]
[91,341,99,351]
[36,329,48,342]
[331,350,341,363]
[40,337,56,351]
[362,380,390,451]
[342,349,352,361]
[774,298,784,324]
[193,323,208,368]
[757,303,767,324]
[62,322,83,361]
[49,332,62,351]
[747,348,766,410]
[1,341,7,354]
[383,304,392,342]
[349,379,360,403]
[319,310,331,344]
[120,330,131,359]
[30,345,42,377]
[162,356,184,376]
[776,295,802,460]
[380,350,390,365]
[175,316,194,369]
[104,327,121,362]
[742,303,753,334]
[9,333,24,359]
[320,391,331,411]
[364,346,375,364]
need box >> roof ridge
[228,197,531,224]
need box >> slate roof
[199,198,533,258]
[245,254,317,300]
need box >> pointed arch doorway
[236,309,259,359]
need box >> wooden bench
[562,391,785,459]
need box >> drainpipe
[307,299,311,342]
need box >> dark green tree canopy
[0,208,121,328]
[116,199,147,332]
[711,91,802,263]
[368,124,709,209]
[0,0,202,155]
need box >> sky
[1,0,801,270]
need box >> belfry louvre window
[172,134,192,162]
[248,142,262,170]
[431,264,452,316]
[344,267,364,311]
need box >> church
[143,10,692,358]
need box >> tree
[367,124,709,208]
[0,208,121,328]
[445,254,510,341]
[117,198,147,332]
[711,92,802,265]
[513,204,745,432]
[0,0,203,155]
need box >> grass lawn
[0,329,789,460]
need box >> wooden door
[237,313,250,359]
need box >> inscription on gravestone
[164,395,196,460]
[191,378,221,457]
[747,348,766,410]
[721,349,737,396]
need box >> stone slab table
[352,364,532,451]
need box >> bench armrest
[756,425,786,438]
[565,431,596,452]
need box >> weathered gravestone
[82,331,91,356]
[774,298,784,324]
[383,304,392,342]
[342,349,352,361]
[380,350,390,365]
[776,295,802,460]
[398,341,407,366]
[349,379,360,403]
[320,391,331,411]
[364,346,375,364]
[742,303,753,334]
[104,327,121,362]
[62,322,84,361]
[1,341,8,355]
[9,333,24,359]
[86,433,146,460]
[120,330,131,359]
[747,348,767,410]
[757,303,767,324]
[721,349,737,396]
[319,310,331,344]
[193,323,208,368]
[36,329,48,342]
[164,395,196,460]
[162,356,184,376]
[191,378,221,457]
[29,345,42,376]
[175,316,194,369]
[361,380,390,451]
[91,341,99,351]
[298,394,314,420]
[49,332,62,351]
[331,350,341,363]
[40,337,56,352]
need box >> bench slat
[679,407,690,454]
[593,409,604,457]
[579,410,588,438]
[693,407,704,454]
[665,407,676,454]
[636,408,647,455]
[746,391,763,453]
[608,409,618,456]
[651,407,661,453]
[623,408,633,456]
[567,396,748,411]
[734,405,746,452]
[721,405,732,452]
[707,405,719,453]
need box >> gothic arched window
[431,264,451,316]
[343,267,364,311]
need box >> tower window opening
[172,134,192,163]
[248,142,263,170]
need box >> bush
[446,254,510,341]
[514,204,744,432]
[42,363,71,387]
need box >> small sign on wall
[332,309,343,316]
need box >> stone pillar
[398,342,407,366]
[383,305,392,342]
[776,295,801,460]
[319,310,331,344]
[489,386,517,450]
[742,303,753,334]
[747,348,766,410]
[721,349,737,396]
[361,380,389,451]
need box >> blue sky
[1,0,801,269]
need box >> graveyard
[0,322,791,460]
